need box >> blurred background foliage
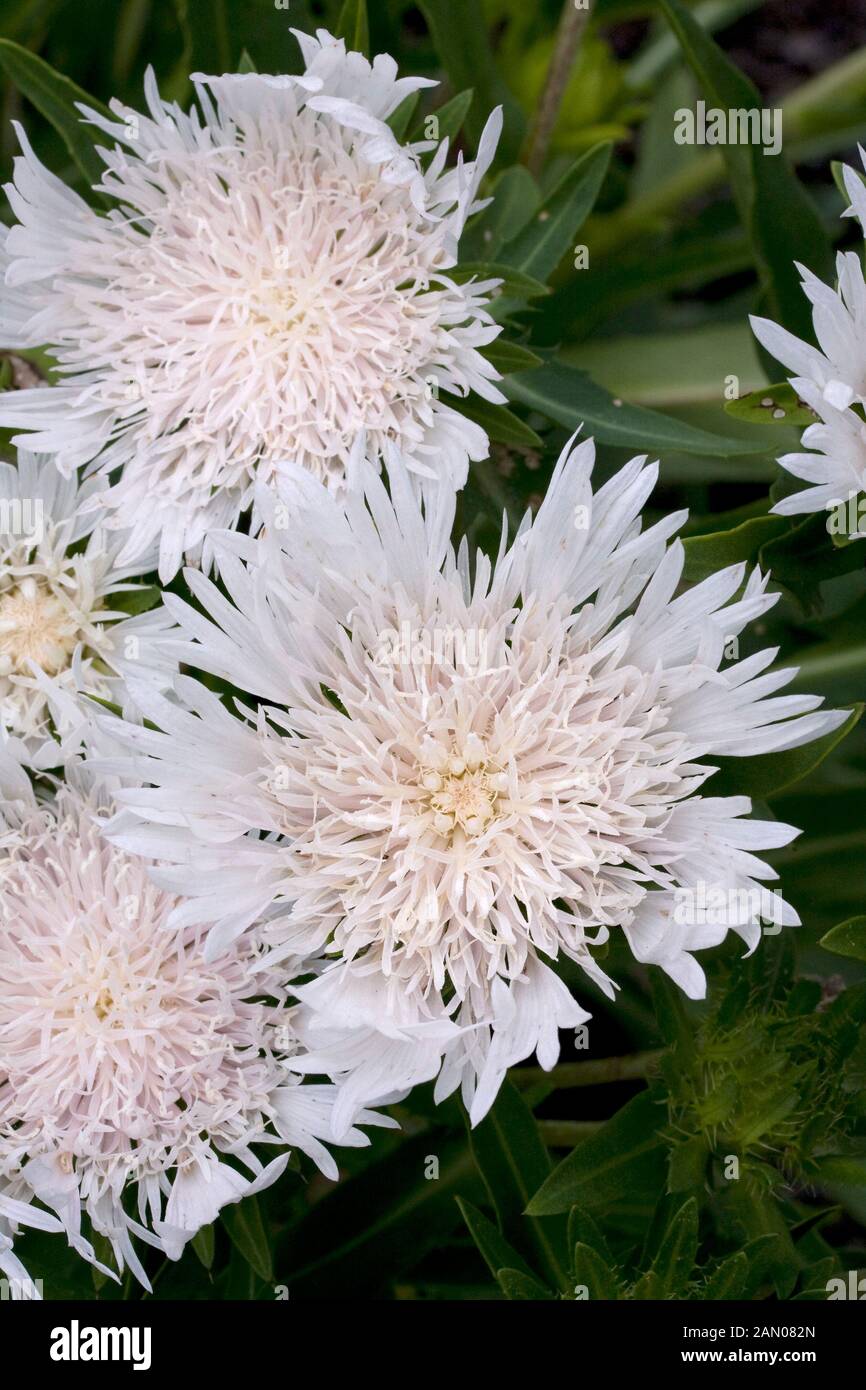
[2,0,866,1300]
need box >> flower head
[0,452,172,767]
[0,30,503,580]
[0,741,384,1292]
[750,152,866,523]
[99,437,847,1125]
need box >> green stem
[538,1120,603,1147]
[523,0,593,177]
[514,1048,663,1090]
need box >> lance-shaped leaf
[633,1197,699,1298]
[456,1197,534,1283]
[572,1243,623,1300]
[481,339,544,375]
[701,1250,749,1300]
[335,0,370,59]
[447,393,543,449]
[758,513,866,616]
[497,1268,556,1300]
[387,91,420,139]
[705,703,863,799]
[177,0,232,74]
[191,1223,215,1271]
[221,1195,273,1283]
[411,88,475,146]
[418,0,525,161]
[500,143,612,284]
[276,1130,481,1299]
[681,515,787,583]
[505,361,771,458]
[468,1081,570,1292]
[819,917,866,964]
[526,1090,667,1217]
[462,165,541,260]
[452,262,550,301]
[0,39,110,193]
[658,0,833,339]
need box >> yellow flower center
[0,577,79,676]
[421,738,507,838]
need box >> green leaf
[496,1267,556,1300]
[0,39,111,193]
[177,0,231,75]
[468,1080,570,1291]
[110,585,162,617]
[706,703,863,799]
[567,1206,616,1268]
[277,1130,480,1298]
[175,0,308,78]
[456,1197,534,1282]
[658,0,834,338]
[650,968,695,1054]
[387,91,420,140]
[90,1232,113,1292]
[819,917,866,964]
[667,1136,709,1194]
[560,320,768,411]
[814,1156,866,1187]
[645,1197,699,1297]
[681,515,788,583]
[504,362,772,458]
[335,0,369,58]
[725,382,818,428]
[0,0,71,45]
[481,339,545,375]
[418,0,526,162]
[221,1195,273,1283]
[702,1250,749,1300]
[191,1223,215,1271]
[759,513,866,615]
[572,1242,622,1300]
[527,1090,666,1217]
[501,143,612,284]
[793,1256,841,1301]
[726,1188,801,1298]
[447,393,543,449]
[13,1225,100,1300]
[411,88,475,147]
[746,1234,800,1301]
[452,261,551,301]
[463,165,541,260]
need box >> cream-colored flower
[0,30,503,580]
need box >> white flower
[0,451,172,767]
[769,378,866,521]
[96,435,847,1126]
[751,249,866,415]
[749,151,866,522]
[0,741,386,1291]
[0,29,504,581]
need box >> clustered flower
[0,452,173,768]
[0,738,385,1294]
[101,439,843,1126]
[0,26,850,1297]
